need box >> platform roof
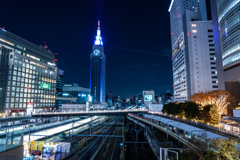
[143,114,226,139]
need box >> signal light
[120,143,123,146]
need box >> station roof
[220,117,240,128]
[143,114,226,139]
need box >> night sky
[1,0,173,99]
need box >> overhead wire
[105,46,172,57]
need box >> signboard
[144,95,153,102]
[27,104,33,115]
[40,83,51,89]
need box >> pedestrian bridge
[32,109,148,117]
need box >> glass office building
[0,28,57,116]
[216,0,240,70]
[56,69,64,109]
[210,0,240,115]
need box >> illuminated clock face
[93,49,100,56]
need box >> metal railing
[32,109,148,116]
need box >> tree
[210,138,240,160]
[162,102,177,115]
[185,102,199,120]
[176,102,186,118]
[209,105,219,125]
[200,105,212,124]
[190,90,235,120]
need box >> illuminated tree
[190,90,235,120]
[209,105,219,125]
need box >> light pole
[188,130,207,151]
[151,115,158,130]
[166,121,174,140]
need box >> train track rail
[94,124,122,160]
[62,119,118,160]
[126,118,158,160]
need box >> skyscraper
[169,0,218,101]
[55,68,64,109]
[210,0,240,114]
[90,21,106,103]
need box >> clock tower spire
[94,20,103,46]
[90,20,106,103]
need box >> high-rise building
[90,21,106,103]
[0,28,57,116]
[55,69,64,109]
[169,0,217,101]
[210,0,240,114]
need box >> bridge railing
[32,109,148,116]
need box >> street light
[151,115,158,130]
[188,130,206,151]
[166,121,175,140]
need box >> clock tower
[90,20,106,103]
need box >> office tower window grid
[170,0,212,101]
[6,54,56,109]
[0,47,10,112]
[216,0,240,69]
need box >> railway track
[79,124,117,160]
[62,119,117,160]
[126,119,158,160]
[93,123,122,160]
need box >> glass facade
[217,0,240,69]
[0,47,10,113]
[90,22,106,103]
[56,69,64,109]
[90,46,106,103]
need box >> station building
[0,27,57,116]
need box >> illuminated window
[192,29,197,33]
[192,23,197,27]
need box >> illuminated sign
[88,94,92,102]
[63,93,69,96]
[144,95,153,102]
[78,94,86,97]
[93,49,100,56]
[40,83,51,89]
